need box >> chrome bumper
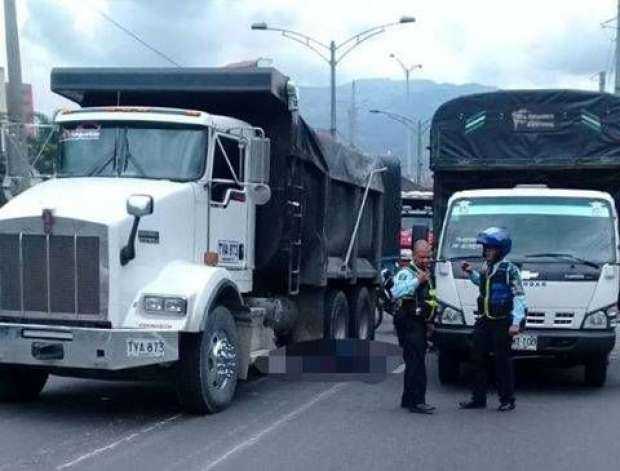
[0,323,179,370]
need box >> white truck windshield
[57,121,206,181]
[440,196,616,265]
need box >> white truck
[0,67,398,413]
[430,90,620,386]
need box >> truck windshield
[440,197,616,264]
[56,121,206,181]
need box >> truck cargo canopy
[431,90,620,171]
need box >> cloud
[7,0,618,113]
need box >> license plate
[127,339,165,358]
[218,240,241,263]
[511,334,537,351]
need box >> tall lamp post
[389,53,422,104]
[370,109,430,185]
[251,16,416,137]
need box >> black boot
[409,403,435,415]
[498,400,515,412]
[459,399,486,409]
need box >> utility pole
[2,0,30,200]
[600,71,607,92]
[348,80,357,147]
[615,0,620,94]
[416,120,423,185]
[4,0,23,125]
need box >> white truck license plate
[127,339,165,358]
[511,334,537,351]
[218,240,240,263]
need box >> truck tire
[324,290,349,339]
[0,367,48,402]
[176,305,240,414]
[438,350,461,384]
[584,354,608,387]
[349,287,374,340]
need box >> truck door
[208,133,252,271]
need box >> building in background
[0,66,33,123]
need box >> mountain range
[297,78,496,181]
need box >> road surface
[1,319,619,471]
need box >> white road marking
[56,414,182,470]
[203,383,347,471]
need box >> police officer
[391,240,437,414]
[459,227,527,412]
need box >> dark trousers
[395,317,427,406]
[471,317,515,404]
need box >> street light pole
[330,41,337,136]
[370,109,430,184]
[252,17,416,137]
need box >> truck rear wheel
[176,305,240,414]
[324,290,349,339]
[349,287,374,340]
[584,354,608,387]
[438,350,461,384]
[0,367,48,402]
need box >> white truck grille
[0,218,108,322]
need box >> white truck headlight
[582,310,608,330]
[440,305,465,325]
[144,296,187,315]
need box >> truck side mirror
[127,194,153,217]
[121,194,154,266]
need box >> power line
[95,9,182,67]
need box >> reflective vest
[399,263,438,321]
[477,261,514,319]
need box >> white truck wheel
[0,367,48,402]
[176,305,240,414]
[584,354,608,387]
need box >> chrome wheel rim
[333,307,347,339]
[206,330,237,391]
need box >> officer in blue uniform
[391,240,437,414]
[459,227,527,412]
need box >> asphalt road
[1,321,619,471]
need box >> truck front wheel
[176,305,240,414]
[0,367,48,402]
[584,354,608,387]
[438,350,461,384]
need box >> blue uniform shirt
[391,265,422,299]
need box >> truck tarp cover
[430,90,620,237]
[51,67,394,293]
[431,90,620,170]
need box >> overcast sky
[1,0,618,113]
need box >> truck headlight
[440,305,465,325]
[582,310,608,330]
[143,296,187,315]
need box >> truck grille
[0,232,103,317]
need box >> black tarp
[430,90,620,238]
[431,90,620,171]
[51,67,395,293]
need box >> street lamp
[370,109,430,184]
[251,16,416,137]
[389,53,422,103]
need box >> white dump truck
[0,67,399,413]
[431,90,620,386]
